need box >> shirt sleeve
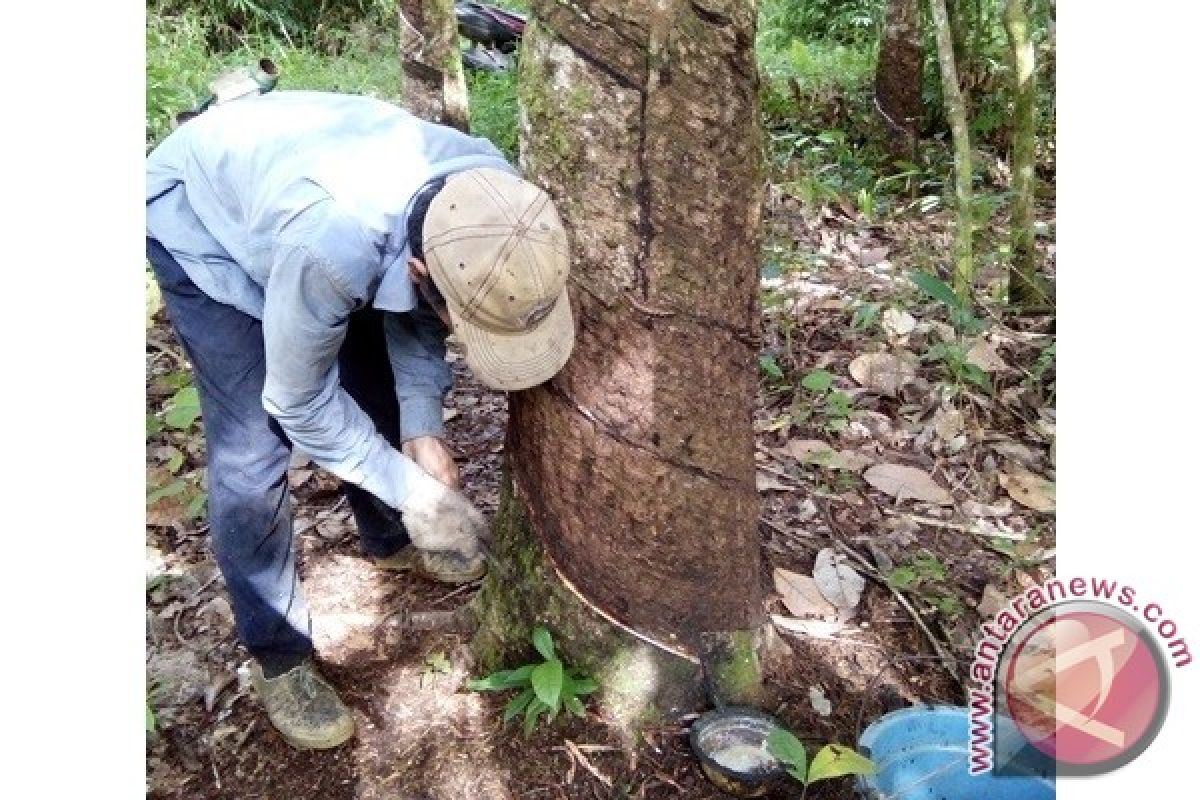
[385,298,453,442]
[260,241,423,511]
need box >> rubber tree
[398,0,470,131]
[471,0,768,723]
[1003,0,1050,308]
[928,0,975,304]
[875,0,923,159]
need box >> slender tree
[398,0,470,131]
[1004,0,1050,307]
[471,0,769,720]
[875,0,923,159]
[929,0,975,304]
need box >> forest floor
[145,15,1056,785]
[146,174,1055,798]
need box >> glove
[400,467,488,560]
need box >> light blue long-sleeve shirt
[146,91,517,510]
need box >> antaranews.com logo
[968,577,1191,778]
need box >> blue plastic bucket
[857,705,1055,799]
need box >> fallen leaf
[756,471,795,492]
[204,672,236,713]
[961,499,1015,518]
[849,353,916,395]
[966,339,1010,373]
[933,408,965,440]
[809,685,833,717]
[864,463,953,505]
[860,246,890,266]
[813,548,865,613]
[990,439,1044,469]
[782,440,873,472]
[773,568,839,619]
[999,470,1056,513]
[771,615,848,639]
[977,584,1009,618]
[795,497,819,522]
[881,308,916,338]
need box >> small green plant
[850,300,881,331]
[793,369,854,433]
[1026,338,1056,402]
[420,651,453,688]
[760,354,787,385]
[467,626,598,736]
[887,554,947,589]
[766,727,876,797]
[146,698,157,735]
[910,270,984,333]
[888,555,966,620]
[163,386,202,431]
[923,342,992,393]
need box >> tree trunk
[471,0,768,723]
[875,0,923,158]
[398,0,470,131]
[928,0,975,304]
[1003,0,1050,308]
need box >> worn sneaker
[250,660,355,750]
[373,544,486,585]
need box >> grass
[466,69,519,160]
[147,9,403,149]
[147,8,520,160]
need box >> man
[146,90,574,749]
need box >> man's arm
[384,298,453,443]
[384,297,463,489]
[260,242,423,511]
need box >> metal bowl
[689,707,788,797]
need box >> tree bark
[929,0,975,304]
[472,0,768,722]
[875,0,923,159]
[398,0,470,131]
[1003,0,1050,308]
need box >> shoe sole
[274,719,356,751]
[375,556,486,585]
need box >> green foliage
[1027,338,1055,401]
[851,301,882,331]
[164,387,202,431]
[794,369,853,433]
[766,727,876,792]
[760,354,786,384]
[466,70,519,161]
[151,0,398,45]
[888,554,966,620]
[759,0,884,48]
[467,626,598,736]
[146,699,157,734]
[420,651,453,688]
[888,554,947,589]
[923,341,991,393]
[910,270,983,332]
[146,5,402,148]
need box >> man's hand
[399,469,488,561]
[403,436,461,489]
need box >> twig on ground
[884,509,1026,541]
[833,539,961,684]
[562,740,613,789]
[147,335,189,370]
[818,499,961,683]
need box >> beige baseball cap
[422,168,574,391]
